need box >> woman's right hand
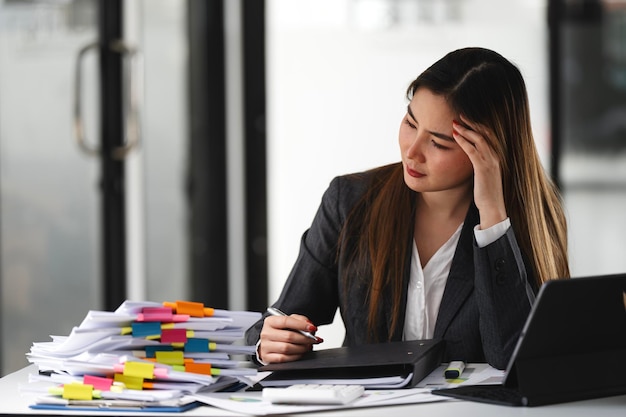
[258,314,323,364]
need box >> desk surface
[2,365,626,417]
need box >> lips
[407,167,425,178]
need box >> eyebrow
[406,105,455,142]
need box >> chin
[403,177,426,193]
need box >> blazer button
[496,273,506,284]
[494,258,506,272]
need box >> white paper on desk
[193,388,449,416]
[416,363,505,389]
[259,372,414,389]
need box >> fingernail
[307,324,317,332]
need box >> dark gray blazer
[246,166,536,369]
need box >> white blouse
[403,218,511,340]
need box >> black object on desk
[433,273,626,406]
[258,339,444,388]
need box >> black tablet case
[434,273,626,406]
[258,339,444,388]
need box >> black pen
[266,307,319,341]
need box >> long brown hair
[340,47,569,341]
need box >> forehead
[408,88,457,125]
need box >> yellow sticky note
[124,361,155,379]
[114,374,144,390]
[63,383,94,400]
[156,350,185,365]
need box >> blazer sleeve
[245,175,363,348]
[473,226,535,369]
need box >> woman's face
[399,88,473,195]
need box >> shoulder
[326,162,401,201]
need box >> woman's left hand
[452,115,508,229]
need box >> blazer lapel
[433,203,479,338]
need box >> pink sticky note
[83,375,113,391]
[137,307,174,322]
[161,328,187,343]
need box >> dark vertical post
[242,0,268,312]
[99,0,126,310]
[548,0,563,189]
[187,0,229,308]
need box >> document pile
[21,300,261,411]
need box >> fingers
[259,314,324,364]
[452,116,499,169]
[452,115,507,228]
[452,117,486,155]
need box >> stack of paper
[21,300,261,411]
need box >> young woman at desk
[246,47,570,370]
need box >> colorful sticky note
[163,300,214,317]
[63,383,94,400]
[175,301,204,317]
[114,374,144,390]
[143,307,173,316]
[161,328,187,343]
[132,322,162,338]
[185,362,212,376]
[155,350,185,366]
[124,361,155,379]
[83,375,113,391]
[185,338,210,352]
[138,306,174,322]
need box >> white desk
[2,365,625,416]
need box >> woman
[246,47,570,370]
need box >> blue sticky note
[185,338,210,352]
[131,322,162,338]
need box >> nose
[405,130,426,162]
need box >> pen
[444,360,466,379]
[266,307,319,342]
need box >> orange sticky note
[164,300,214,317]
[174,301,204,317]
[185,362,212,376]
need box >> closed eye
[431,140,450,150]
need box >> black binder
[258,339,444,388]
